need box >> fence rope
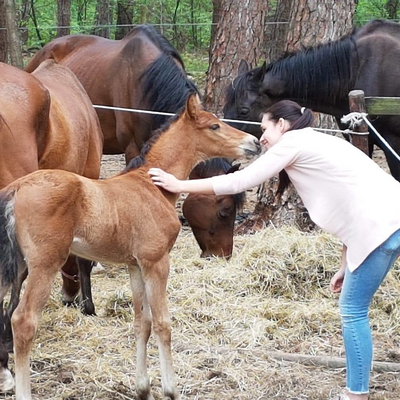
[93,104,400,161]
[93,104,359,134]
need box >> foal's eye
[210,124,220,131]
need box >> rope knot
[340,112,368,130]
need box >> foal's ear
[185,93,201,120]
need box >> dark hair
[264,100,314,196]
[265,100,314,131]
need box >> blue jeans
[339,228,400,394]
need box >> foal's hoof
[0,368,15,392]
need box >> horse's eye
[210,124,220,131]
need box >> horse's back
[31,60,103,177]
[0,63,51,187]
[355,19,400,41]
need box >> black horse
[223,19,400,181]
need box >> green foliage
[18,0,213,51]
[355,0,400,25]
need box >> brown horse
[25,24,198,162]
[0,94,260,399]
[0,60,103,391]
[182,158,245,259]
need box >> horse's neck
[270,40,355,116]
[145,120,200,203]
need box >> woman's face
[260,114,289,149]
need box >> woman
[149,100,400,400]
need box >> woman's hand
[330,268,345,293]
[148,168,182,193]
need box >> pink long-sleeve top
[211,127,400,272]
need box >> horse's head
[183,160,244,259]
[223,60,285,138]
[184,94,261,161]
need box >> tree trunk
[264,0,292,64]
[0,0,7,62]
[4,0,23,68]
[57,0,71,38]
[245,0,356,233]
[92,0,112,38]
[385,0,399,19]
[210,0,223,52]
[115,0,134,40]
[204,0,268,115]
[19,0,30,45]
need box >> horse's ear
[227,163,241,174]
[237,59,249,76]
[185,93,201,120]
[253,61,266,83]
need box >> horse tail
[0,191,23,286]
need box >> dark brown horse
[25,24,198,162]
[0,60,103,391]
[223,19,400,180]
[0,94,260,399]
[182,158,245,259]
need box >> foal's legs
[142,255,178,400]
[12,265,59,400]
[128,264,154,400]
[3,269,29,350]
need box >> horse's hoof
[0,368,15,392]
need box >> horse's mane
[227,32,357,106]
[191,158,246,213]
[122,107,183,173]
[266,33,356,103]
[140,53,199,131]
[126,25,186,68]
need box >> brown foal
[0,94,260,400]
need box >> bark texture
[204,0,268,115]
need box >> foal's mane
[138,26,199,132]
[192,158,246,213]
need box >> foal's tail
[0,191,23,286]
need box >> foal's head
[182,94,261,161]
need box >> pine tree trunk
[0,0,7,62]
[92,0,112,38]
[115,0,134,40]
[4,0,23,68]
[57,0,71,38]
[204,0,268,115]
[245,0,356,233]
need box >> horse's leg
[0,291,14,392]
[77,257,96,316]
[12,265,59,400]
[61,255,80,307]
[124,138,141,164]
[379,133,400,182]
[142,255,178,400]
[128,264,154,400]
[3,269,29,351]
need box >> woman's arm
[149,168,215,194]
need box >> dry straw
[3,225,400,399]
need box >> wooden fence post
[348,90,369,155]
